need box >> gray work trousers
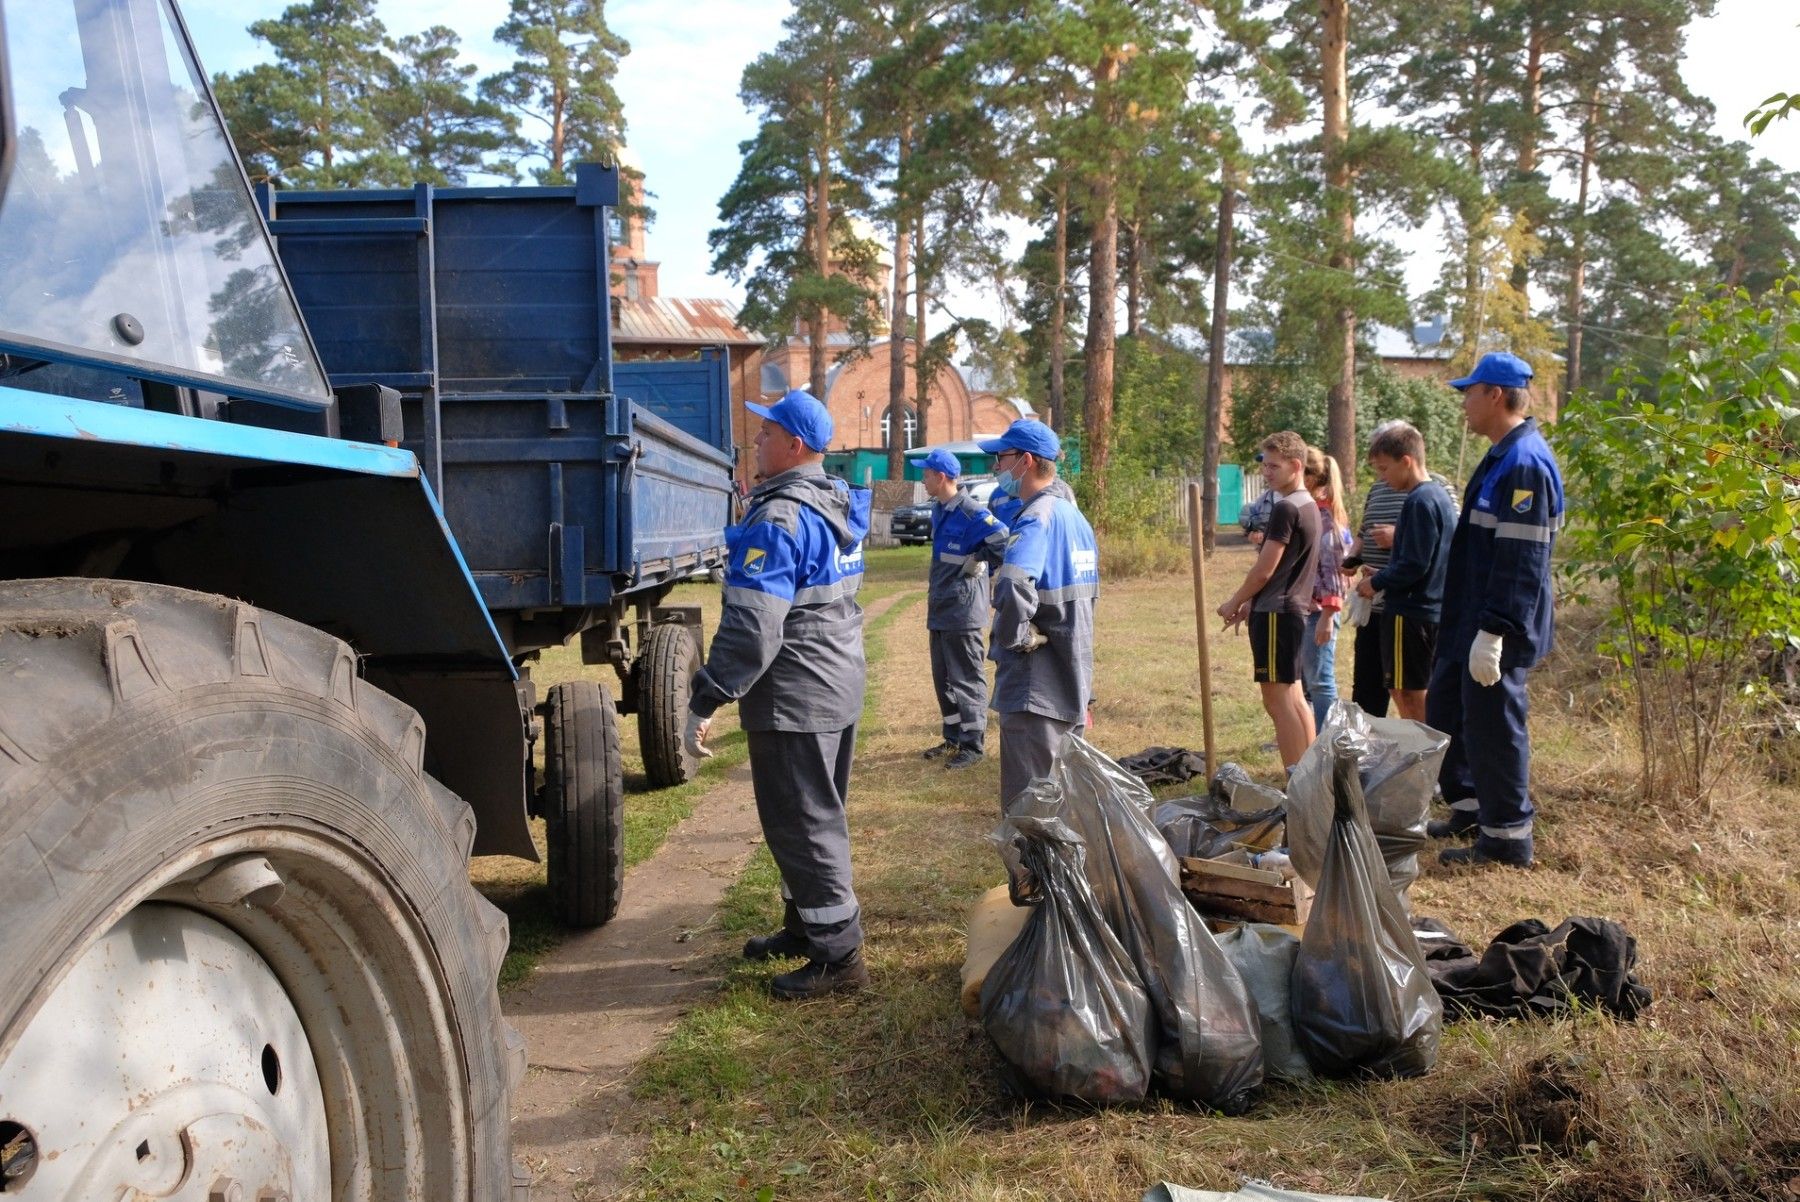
[929,627,989,749]
[746,725,863,962]
[998,711,1081,815]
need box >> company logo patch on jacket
[742,547,767,575]
[1511,488,1534,514]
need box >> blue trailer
[257,173,737,926]
[0,2,722,1196]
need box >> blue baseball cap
[1450,352,1534,391]
[978,419,1061,461]
[918,448,961,478]
[746,389,834,451]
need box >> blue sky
[179,0,1800,318]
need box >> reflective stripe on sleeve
[724,585,791,611]
[1494,521,1554,543]
[1036,582,1100,604]
[791,578,860,605]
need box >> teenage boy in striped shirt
[1355,422,1455,721]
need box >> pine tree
[212,0,392,187]
[710,0,881,399]
[373,27,518,186]
[482,0,630,185]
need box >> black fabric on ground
[1120,745,1209,786]
[1412,915,1652,1021]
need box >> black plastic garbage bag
[980,815,1154,1105]
[1291,749,1442,1078]
[1287,703,1447,896]
[1151,795,1285,860]
[1009,737,1264,1110]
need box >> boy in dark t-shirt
[1218,430,1321,767]
[1357,422,1455,721]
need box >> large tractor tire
[637,622,700,788]
[543,680,623,928]
[0,579,525,1201]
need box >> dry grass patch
[621,543,1800,1200]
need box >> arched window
[880,404,919,450]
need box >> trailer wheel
[543,680,624,927]
[637,622,700,788]
[0,579,526,1202]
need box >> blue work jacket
[990,485,1100,723]
[690,468,870,731]
[1441,418,1565,667]
[928,491,1010,631]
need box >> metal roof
[613,297,765,346]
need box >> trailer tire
[0,578,526,1201]
[637,622,700,788]
[544,680,624,927]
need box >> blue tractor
[0,3,733,1198]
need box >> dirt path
[506,588,918,1201]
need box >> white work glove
[1345,590,1375,628]
[1018,623,1048,653]
[682,711,714,760]
[1469,630,1504,686]
[961,555,986,578]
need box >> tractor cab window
[0,0,329,404]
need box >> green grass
[613,540,1800,1202]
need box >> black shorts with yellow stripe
[1380,612,1438,691]
[1249,611,1305,685]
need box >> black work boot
[945,745,984,770]
[921,739,958,760]
[1439,835,1534,869]
[1427,816,1479,839]
[743,928,809,961]
[770,949,870,1001]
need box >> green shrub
[1556,278,1800,807]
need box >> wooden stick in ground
[1188,482,1217,779]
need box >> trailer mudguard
[0,388,536,859]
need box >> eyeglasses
[994,450,1025,465]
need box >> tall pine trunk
[914,208,930,446]
[1511,14,1544,297]
[808,75,835,401]
[1048,177,1069,434]
[1321,0,1356,485]
[887,123,912,478]
[1083,51,1122,524]
[1564,78,1600,397]
[1125,220,1143,337]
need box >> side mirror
[0,5,13,206]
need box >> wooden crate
[1178,856,1313,930]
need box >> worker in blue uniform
[1425,352,1565,869]
[919,447,1010,768]
[683,390,874,998]
[980,420,1100,812]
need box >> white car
[960,475,1001,508]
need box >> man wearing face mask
[919,447,1011,768]
[980,419,1100,812]
[683,390,874,999]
